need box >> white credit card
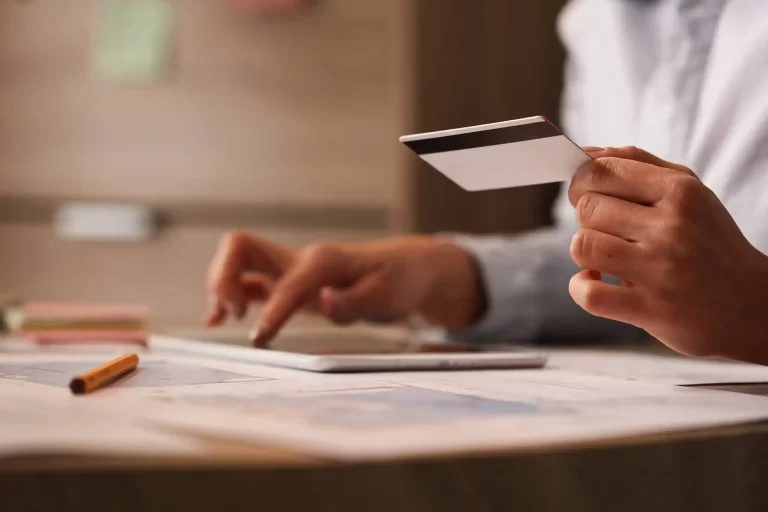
[400,116,591,191]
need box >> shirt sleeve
[443,227,646,345]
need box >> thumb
[586,146,697,177]
[321,274,400,325]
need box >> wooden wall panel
[0,1,570,324]
[408,0,568,235]
[0,0,406,207]
[0,0,408,323]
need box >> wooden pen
[69,354,139,395]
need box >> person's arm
[443,4,645,346]
[205,232,486,345]
[445,229,646,345]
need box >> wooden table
[4,332,768,512]
[4,386,768,512]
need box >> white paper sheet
[4,346,768,462]
[0,388,203,459]
[546,348,768,385]
[0,351,261,460]
[79,359,768,460]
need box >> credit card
[400,116,591,191]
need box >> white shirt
[453,0,768,343]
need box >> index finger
[568,157,681,208]
[251,246,349,346]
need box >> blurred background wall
[409,0,567,234]
[0,0,566,327]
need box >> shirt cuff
[437,233,545,345]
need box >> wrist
[417,240,487,330]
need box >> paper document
[0,353,286,390]
[114,370,768,460]
[0,351,273,460]
[547,349,768,386]
[45,353,768,461]
[5,345,768,462]
[0,391,202,459]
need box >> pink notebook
[22,302,148,320]
[19,302,149,346]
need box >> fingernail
[250,325,271,347]
[583,146,605,153]
[204,309,222,327]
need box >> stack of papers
[1,392,202,460]
[2,337,768,462]
[546,348,768,386]
[8,302,149,346]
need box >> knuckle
[580,282,605,313]
[300,242,339,265]
[659,217,688,244]
[584,163,608,191]
[569,158,614,205]
[592,157,622,185]
[656,218,695,264]
[574,157,622,197]
[576,192,601,226]
[221,229,251,249]
[570,230,593,268]
[666,175,703,207]
[569,161,596,206]
[655,256,680,289]
[622,145,643,161]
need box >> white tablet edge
[311,352,549,373]
[151,335,548,373]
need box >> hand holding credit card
[400,116,590,191]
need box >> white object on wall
[54,202,157,242]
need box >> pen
[69,354,139,395]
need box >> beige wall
[0,0,409,324]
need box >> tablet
[152,333,548,373]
